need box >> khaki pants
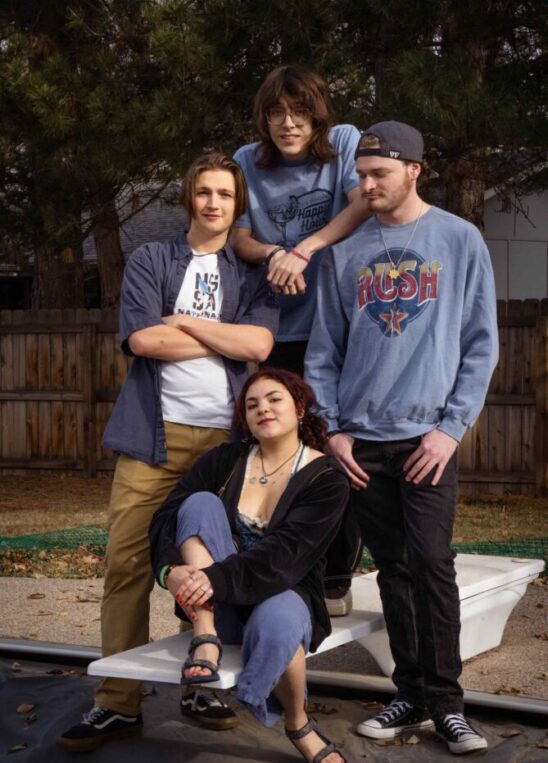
[95,421,229,714]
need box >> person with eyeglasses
[232,65,369,379]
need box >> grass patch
[0,473,546,578]
[454,494,548,543]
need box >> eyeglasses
[266,106,312,127]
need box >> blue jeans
[175,492,312,726]
[350,436,463,716]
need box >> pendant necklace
[251,444,301,485]
[377,200,424,280]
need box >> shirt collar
[174,231,236,265]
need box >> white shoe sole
[325,590,353,617]
[446,736,488,754]
[357,718,434,739]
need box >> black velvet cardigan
[149,441,350,651]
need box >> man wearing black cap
[305,121,498,755]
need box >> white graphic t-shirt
[160,252,233,428]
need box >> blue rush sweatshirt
[305,206,499,443]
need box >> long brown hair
[233,367,327,450]
[252,65,336,169]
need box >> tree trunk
[32,242,84,308]
[93,199,125,308]
[441,151,488,231]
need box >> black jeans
[351,436,463,716]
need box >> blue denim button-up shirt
[102,233,279,465]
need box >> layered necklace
[249,443,302,485]
[377,200,424,280]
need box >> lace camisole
[235,443,309,551]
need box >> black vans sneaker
[180,688,239,730]
[56,706,142,751]
[357,698,434,739]
[435,713,488,754]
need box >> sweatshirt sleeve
[437,228,499,441]
[304,250,349,432]
[203,468,350,605]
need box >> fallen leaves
[406,735,420,745]
[305,701,337,715]
[373,735,422,747]
[1,549,105,579]
[26,593,45,600]
[16,704,34,713]
[360,701,384,710]
[45,667,84,676]
[75,592,101,603]
[8,743,28,753]
[499,729,522,738]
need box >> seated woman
[149,367,350,763]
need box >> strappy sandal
[285,716,348,763]
[180,634,223,686]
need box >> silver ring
[199,585,208,593]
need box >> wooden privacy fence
[0,301,547,494]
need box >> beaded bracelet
[290,247,310,263]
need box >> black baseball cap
[355,120,424,163]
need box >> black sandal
[180,634,223,686]
[285,716,348,763]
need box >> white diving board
[87,554,544,688]
[88,573,385,689]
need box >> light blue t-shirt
[234,124,360,342]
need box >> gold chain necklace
[249,444,301,486]
[377,200,424,280]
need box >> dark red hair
[233,367,327,450]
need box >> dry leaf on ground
[306,702,337,715]
[406,734,420,744]
[16,703,34,713]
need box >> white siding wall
[484,190,548,300]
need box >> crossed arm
[128,315,273,363]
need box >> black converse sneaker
[435,713,488,754]
[357,698,434,739]
[180,688,239,730]
[56,706,142,751]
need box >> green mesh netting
[0,525,108,553]
[0,526,546,569]
[361,539,548,568]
